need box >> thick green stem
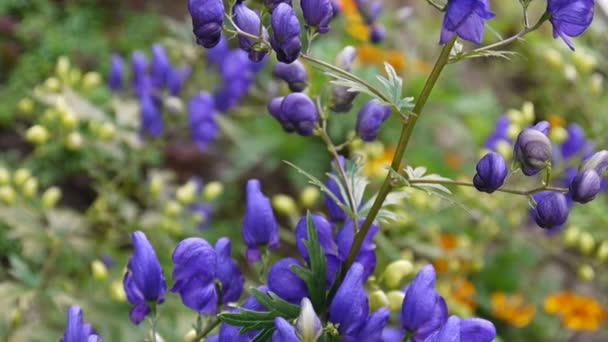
[342,37,457,274]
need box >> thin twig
[407,178,568,196]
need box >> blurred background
[1,0,608,341]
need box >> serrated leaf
[251,289,300,318]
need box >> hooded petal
[402,265,440,333]
[242,179,280,261]
[329,263,369,336]
[273,317,301,342]
[128,231,166,303]
[215,238,245,303]
[268,258,309,304]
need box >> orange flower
[451,277,477,311]
[491,292,536,328]
[544,292,607,332]
[358,45,385,67]
[386,51,407,73]
[364,145,396,178]
[547,114,566,128]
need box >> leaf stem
[196,317,221,341]
[407,178,568,196]
[425,0,446,11]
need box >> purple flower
[485,116,511,151]
[270,3,302,64]
[62,306,103,342]
[189,0,225,48]
[242,179,280,262]
[301,0,334,34]
[329,263,369,336]
[273,60,308,92]
[355,0,383,24]
[382,327,405,342]
[533,192,570,229]
[569,169,601,203]
[325,156,348,221]
[167,66,192,96]
[265,0,293,10]
[473,152,508,193]
[131,51,148,87]
[151,44,171,88]
[108,54,124,91]
[345,308,390,341]
[581,150,608,177]
[207,36,230,68]
[278,93,319,136]
[214,50,255,112]
[440,0,495,45]
[273,317,301,342]
[189,92,219,152]
[548,0,594,50]
[336,220,379,281]
[171,237,244,314]
[561,124,593,160]
[425,316,496,342]
[295,213,341,284]
[370,24,386,43]
[139,94,163,137]
[356,99,391,141]
[233,3,269,62]
[268,258,309,304]
[514,128,553,176]
[330,46,358,113]
[123,231,166,325]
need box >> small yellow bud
[110,281,127,302]
[56,56,71,79]
[97,122,116,141]
[543,49,563,68]
[272,194,298,216]
[203,181,224,201]
[13,168,31,186]
[22,178,38,198]
[164,201,183,217]
[507,109,524,126]
[383,260,414,289]
[0,186,16,205]
[578,232,595,255]
[184,329,197,342]
[17,98,34,114]
[45,77,62,92]
[300,186,320,208]
[369,290,389,311]
[495,140,513,160]
[521,102,535,123]
[42,187,62,208]
[573,52,597,74]
[563,226,580,247]
[386,290,405,313]
[25,125,50,145]
[596,241,608,263]
[192,212,207,225]
[149,174,164,197]
[364,141,385,159]
[578,264,594,281]
[91,260,109,281]
[549,126,568,145]
[590,73,603,96]
[0,168,10,185]
[506,124,520,140]
[69,69,82,85]
[42,108,58,123]
[176,181,198,205]
[65,132,84,150]
[82,72,102,89]
[60,111,79,130]
[563,64,578,82]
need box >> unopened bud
[544,49,563,68]
[506,125,520,140]
[110,281,127,302]
[299,186,320,208]
[22,178,38,198]
[25,125,50,145]
[386,290,405,313]
[60,111,79,130]
[183,329,197,342]
[0,168,10,185]
[69,69,82,85]
[596,241,608,263]
[203,181,224,201]
[91,260,108,281]
[82,72,102,89]
[176,181,198,205]
[17,98,34,114]
[369,290,389,311]
[149,175,164,197]
[507,109,524,126]
[383,260,414,289]
[164,201,183,217]
[272,194,298,216]
[563,64,578,82]
[56,56,71,79]
[45,77,61,92]
[42,186,62,208]
[495,141,513,161]
[97,122,116,141]
[578,264,594,281]
[0,186,16,205]
[13,168,31,186]
[549,126,568,144]
[296,298,322,342]
[578,232,595,255]
[521,102,535,123]
[65,132,84,150]
[563,226,580,247]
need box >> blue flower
[336,220,379,280]
[233,3,269,62]
[268,258,309,304]
[294,214,341,284]
[473,152,508,193]
[171,237,244,314]
[425,316,496,342]
[123,231,166,325]
[531,120,551,136]
[108,54,124,91]
[273,317,301,342]
[533,192,570,229]
[207,35,230,68]
[167,66,192,96]
[330,47,358,113]
[580,150,608,177]
[277,93,319,136]
[273,60,308,92]
[243,179,280,262]
[370,24,386,43]
[514,128,553,176]
[140,94,164,138]
[325,156,348,221]
[344,308,390,341]
[213,50,255,112]
[570,169,601,203]
[561,124,593,160]
[131,51,149,87]
[356,99,391,141]
[440,0,495,45]
[151,44,171,88]
[485,116,511,151]
[62,306,103,342]
[301,0,334,34]
[355,0,383,25]
[548,0,594,50]
[188,0,225,48]
[189,92,219,152]
[270,3,302,64]
[329,263,369,336]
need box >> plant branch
[425,0,446,11]
[407,178,568,196]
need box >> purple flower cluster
[61,306,102,342]
[355,0,385,43]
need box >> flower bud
[65,132,84,150]
[97,122,116,141]
[108,54,125,91]
[0,168,10,186]
[578,231,595,255]
[569,169,601,204]
[17,98,34,114]
[60,111,79,130]
[495,140,513,160]
[521,101,535,123]
[370,24,386,43]
[91,260,109,281]
[273,93,319,136]
[578,264,594,281]
[273,60,308,92]
[544,49,563,68]
[473,152,508,193]
[42,186,62,208]
[188,0,225,48]
[506,124,520,140]
[596,241,608,263]
[45,77,61,92]
[13,168,31,186]
[369,290,389,311]
[233,2,269,62]
[514,128,552,176]
[149,174,164,197]
[203,181,224,201]
[386,290,405,313]
[533,192,569,229]
[110,280,127,302]
[296,297,322,341]
[164,201,183,217]
[25,125,50,145]
[272,194,298,216]
[531,120,550,136]
[69,68,82,85]
[563,64,578,82]
[299,185,320,208]
[563,226,580,247]
[580,150,608,177]
[383,260,414,289]
[549,126,568,144]
[56,56,71,79]
[82,72,102,89]
[573,52,597,74]
[301,0,334,34]
[176,181,198,205]
[22,178,38,198]
[183,329,197,342]
[270,3,302,64]
[331,46,358,113]
[356,99,391,141]
[0,186,16,205]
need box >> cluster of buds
[0,167,61,208]
[542,47,602,95]
[37,56,102,95]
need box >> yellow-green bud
[0,168,10,185]
[544,49,563,68]
[42,186,62,208]
[272,194,298,216]
[110,280,127,302]
[549,126,568,145]
[65,132,84,150]
[383,260,413,289]
[369,290,389,311]
[82,72,102,89]
[25,125,50,145]
[507,109,524,126]
[91,260,109,281]
[176,181,198,205]
[506,124,520,140]
[183,329,197,342]
[45,77,62,92]
[573,52,597,74]
[578,232,595,255]
[410,190,429,208]
[149,174,164,197]
[496,140,513,160]
[521,101,535,123]
[192,212,207,225]
[164,201,183,217]
[60,111,79,130]
[299,186,320,208]
[13,168,31,186]
[596,241,608,263]
[578,264,594,281]
[69,69,82,85]
[563,226,580,247]
[386,290,405,313]
[17,98,34,114]
[364,141,385,159]
[56,56,71,79]
[97,122,116,141]
[590,73,603,96]
[0,186,16,205]
[203,181,224,201]
[563,64,578,82]
[22,177,38,198]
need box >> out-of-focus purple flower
[331,46,358,113]
[424,316,496,342]
[548,0,594,50]
[532,120,551,136]
[191,203,213,230]
[167,66,192,96]
[301,0,334,34]
[233,3,269,62]
[108,54,124,91]
[207,35,230,68]
[345,308,390,341]
[273,317,301,342]
[581,150,608,177]
[336,220,379,280]
[570,169,601,203]
[382,327,405,342]
[171,237,244,314]
[277,93,319,136]
[440,0,495,45]
[243,179,280,262]
[561,124,593,160]
[370,24,386,43]
[329,263,369,336]
[123,231,166,325]
[533,192,570,229]
[132,51,148,87]
[270,3,302,64]
[325,156,348,221]
[331,0,342,17]
[473,152,508,193]
[189,92,219,152]
[355,0,383,24]
[151,44,171,88]
[62,306,103,342]
[268,258,308,304]
[188,0,225,48]
[265,0,292,10]
[356,99,391,141]
[214,50,255,112]
[514,128,553,176]
[485,116,511,151]
[273,60,308,92]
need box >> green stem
[407,179,568,196]
[342,37,458,274]
[425,0,445,11]
[196,317,221,341]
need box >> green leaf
[251,289,300,318]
